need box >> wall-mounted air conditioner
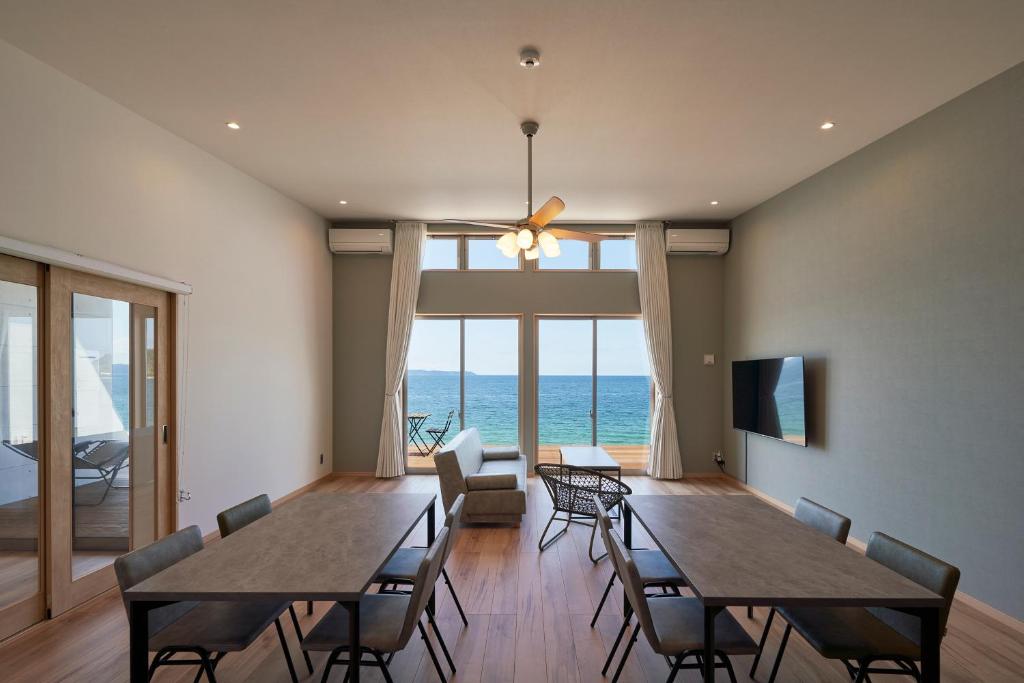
[665,228,730,255]
[328,228,393,254]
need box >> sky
[407,317,651,376]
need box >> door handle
[162,425,169,444]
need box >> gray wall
[723,63,1024,618]
[333,236,724,474]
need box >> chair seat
[633,549,686,585]
[149,600,288,653]
[302,594,409,653]
[778,606,921,661]
[649,597,758,656]
[376,547,425,583]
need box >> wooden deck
[0,473,1020,682]
[408,444,649,472]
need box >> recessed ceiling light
[820,121,836,130]
[710,200,719,206]
[338,200,348,205]
[225,121,241,130]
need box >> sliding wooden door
[0,255,46,640]
[45,267,174,616]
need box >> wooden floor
[0,474,1021,682]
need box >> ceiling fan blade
[544,227,604,243]
[438,219,517,230]
[528,196,565,228]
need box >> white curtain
[636,221,683,479]
[375,222,427,478]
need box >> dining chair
[114,525,304,683]
[375,493,468,627]
[594,496,757,683]
[302,526,454,683]
[216,493,314,675]
[750,497,852,677]
[535,463,631,562]
[589,497,686,628]
[762,532,960,683]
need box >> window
[422,236,458,270]
[467,237,520,270]
[537,317,651,471]
[538,239,590,270]
[598,237,638,270]
[405,316,519,471]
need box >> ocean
[407,372,651,447]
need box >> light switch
[703,354,716,366]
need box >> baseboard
[723,473,1024,636]
[330,471,376,477]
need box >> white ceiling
[1,1,1022,222]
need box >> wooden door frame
[0,255,47,641]
[45,266,176,617]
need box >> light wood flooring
[408,445,650,473]
[0,474,1021,682]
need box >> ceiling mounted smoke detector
[519,47,541,69]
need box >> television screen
[732,357,807,446]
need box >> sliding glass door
[405,316,519,471]
[47,267,172,616]
[0,255,44,640]
[537,317,651,471]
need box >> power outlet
[177,489,192,502]
[712,451,725,466]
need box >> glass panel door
[596,319,651,470]
[48,267,170,616]
[464,319,519,447]
[406,319,460,470]
[0,260,44,640]
[537,319,594,464]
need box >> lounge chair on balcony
[424,409,456,455]
[3,435,130,505]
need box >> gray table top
[625,494,944,608]
[560,446,620,470]
[126,492,435,602]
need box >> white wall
[0,39,333,535]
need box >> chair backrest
[602,513,661,650]
[398,526,450,646]
[216,494,272,538]
[442,493,465,565]
[535,464,631,517]
[794,497,851,544]
[865,532,960,644]
[114,526,204,634]
[433,428,483,511]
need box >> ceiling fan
[441,120,602,260]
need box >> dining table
[125,492,436,682]
[622,494,946,682]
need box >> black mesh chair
[534,463,632,562]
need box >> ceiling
[1,1,1022,223]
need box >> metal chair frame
[534,463,632,562]
[424,409,456,456]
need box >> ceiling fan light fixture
[524,246,540,260]
[537,231,560,257]
[516,227,535,249]
[496,231,519,257]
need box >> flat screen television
[732,356,807,446]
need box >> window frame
[464,234,525,271]
[421,235,460,271]
[403,313,523,474]
[532,313,653,474]
[596,235,639,271]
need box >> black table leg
[130,600,167,682]
[919,606,941,682]
[348,600,361,682]
[427,502,436,615]
[703,605,723,681]
[623,503,632,548]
